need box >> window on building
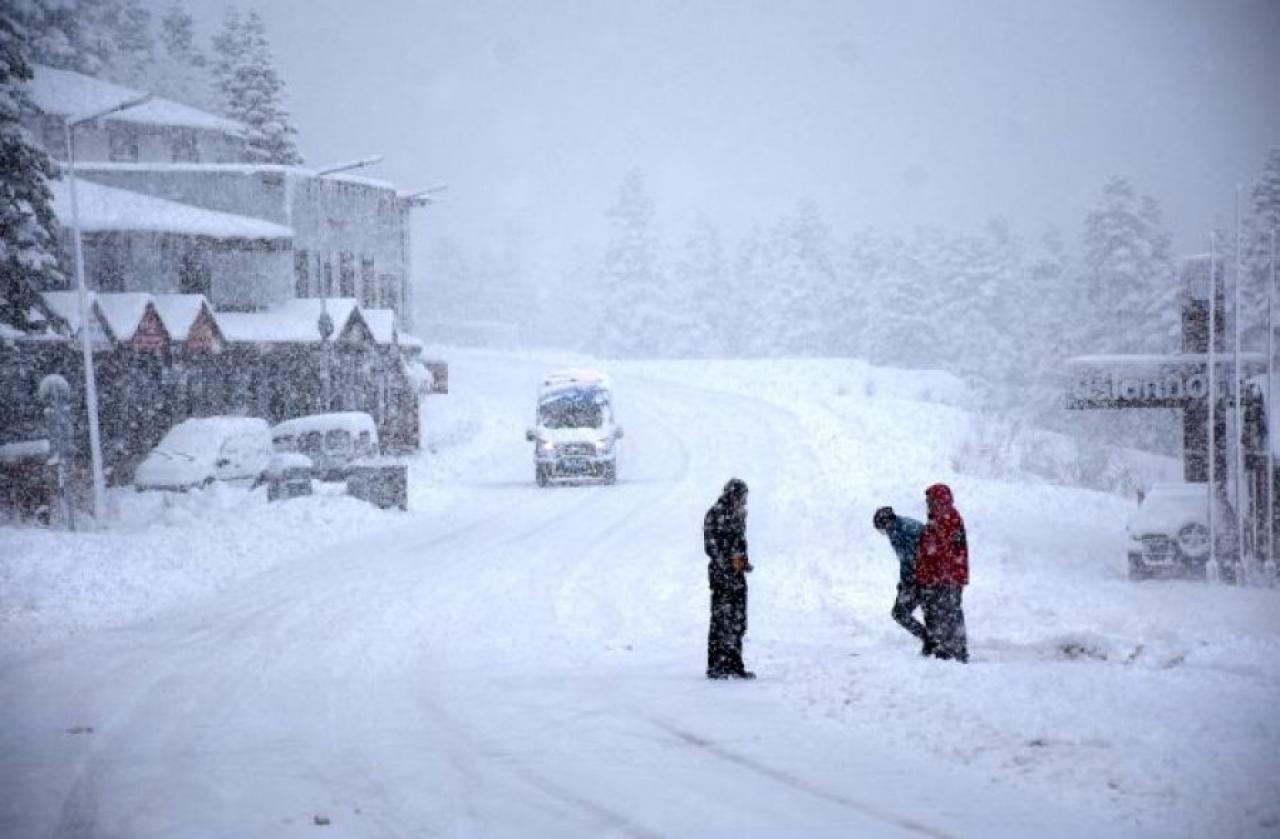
[96,234,130,292]
[108,125,140,162]
[323,258,334,297]
[177,245,211,297]
[339,251,355,297]
[360,256,376,305]
[294,249,311,297]
[170,130,200,163]
[380,273,400,314]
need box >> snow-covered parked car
[134,417,273,491]
[1126,482,1211,580]
[525,369,623,486]
[271,412,378,480]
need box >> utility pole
[63,92,152,524]
[1269,229,1276,572]
[1234,187,1246,579]
[1208,234,1218,575]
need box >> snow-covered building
[26,65,249,165]
[71,162,414,323]
[1,62,437,501]
[46,178,294,311]
[25,63,418,327]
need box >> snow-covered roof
[219,298,361,344]
[93,292,152,341]
[150,294,214,342]
[1067,353,1267,369]
[271,412,377,438]
[38,291,224,345]
[540,369,611,399]
[39,291,111,342]
[29,65,246,136]
[49,179,293,240]
[72,161,397,192]
[362,308,396,344]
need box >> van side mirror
[525,428,536,442]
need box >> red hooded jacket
[915,483,969,587]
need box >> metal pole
[1208,234,1217,573]
[63,123,107,524]
[1234,187,1246,576]
[1265,228,1277,569]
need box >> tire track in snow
[642,715,952,839]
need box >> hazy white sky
[199,0,1279,262]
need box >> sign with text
[1065,354,1264,410]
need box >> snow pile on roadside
[0,484,398,653]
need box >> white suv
[1126,483,1211,580]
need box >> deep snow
[1,348,1277,837]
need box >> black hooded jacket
[704,495,748,588]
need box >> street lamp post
[62,92,152,524]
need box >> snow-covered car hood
[1127,484,1209,537]
[535,426,615,445]
[134,450,212,489]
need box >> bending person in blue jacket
[873,505,930,654]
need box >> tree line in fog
[429,148,1280,409]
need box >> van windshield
[539,392,605,429]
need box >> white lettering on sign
[1070,369,1229,405]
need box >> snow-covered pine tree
[1081,176,1174,353]
[0,10,64,331]
[1243,147,1280,347]
[867,229,942,369]
[593,167,666,357]
[834,227,882,360]
[759,199,836,357]
[101,0,151,89]
[727,225,768,357]
[12,0,116,75]
[148,3,211,110]
[210,8,242,105]
[213,9,301,164]
[955,218,1025,391]
[671,213,727,357]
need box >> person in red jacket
[915,483,969,662]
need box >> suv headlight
[594,437,613,453]
[536,439,555,453]
[1176,523,1210,558]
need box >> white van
[271,412,379,480]
[525,369,623,486]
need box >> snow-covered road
[1,351,1273,837]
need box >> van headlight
[594,438,612,452]
[537,439,555,453]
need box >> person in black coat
[704,478,755,679]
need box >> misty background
[228,1,1278,360]
[28,0,1280,456]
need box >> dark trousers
[891,581,928,643]
[921,585,968,662]
[708,577,748,676]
